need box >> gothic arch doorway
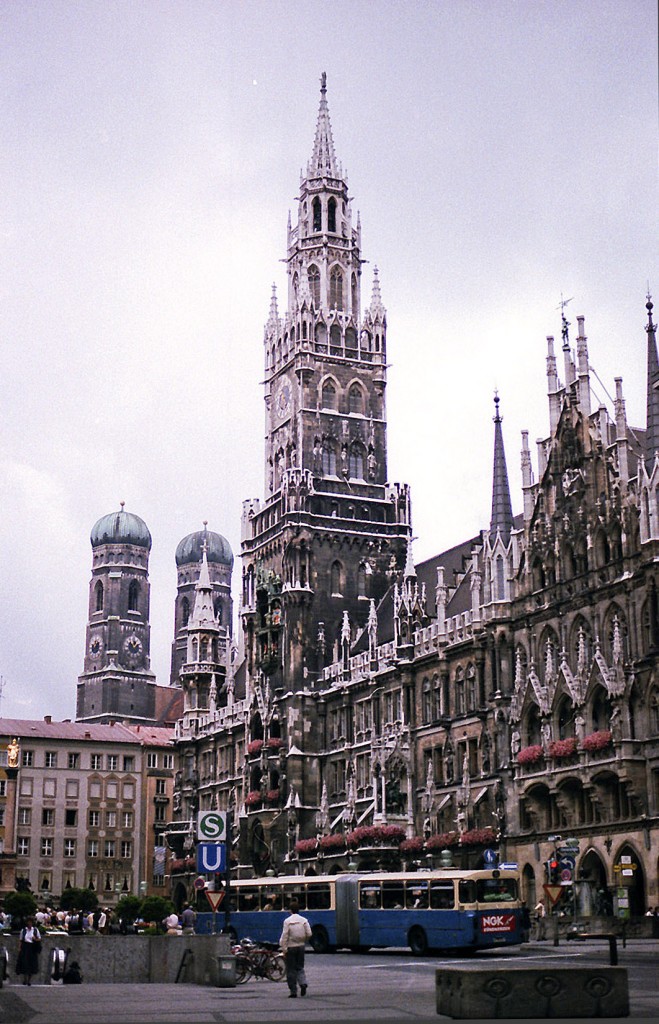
[173,881,188,913]
[615,843,646,917]
[522,862,536,908]
[578,849,609,917]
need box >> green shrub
[59,887,99,913]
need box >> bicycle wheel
[234,954,252,984]
[266,953,286,982]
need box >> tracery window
[330,266,343,310]
[308,265,320,307]
[322,380,337,409]
[95,581,104,612]
[349,384,364,414]
[128,580,139,612]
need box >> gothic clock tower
[241,74,412,691]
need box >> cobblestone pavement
[0,940,656,1023]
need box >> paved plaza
[0,940,657,1023]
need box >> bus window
[477,878,517,902]
[306,883,330,910]
[382,881,405,909]
[406,883,428,909]
[262,887,283,910]
[238,887,260,912]
[282,886,307,911]
[360,883,381,909]
[430,882,456,909]
[458,880,477,905]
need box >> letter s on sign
[197,811,227,841]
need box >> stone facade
[165,74,658,925]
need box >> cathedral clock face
[89,635,103,658]
[275,377,292,419]
[124,634,143,663]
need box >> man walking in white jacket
[279,898,312,998]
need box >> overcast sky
[1,0,657,722]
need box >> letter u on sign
[197,843,226,873]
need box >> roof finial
[320,70,327,94]
[119,501,125,511]
[557,293,573,349]
[493,389,501,423]
[308,71,340,179]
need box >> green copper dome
[90,507,152,550]
[175,526,233,568]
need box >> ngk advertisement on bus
[480,913,516,934]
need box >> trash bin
[215,954,237,988]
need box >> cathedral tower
[241,74,412,691]
[77,504,157,724]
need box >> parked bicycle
[231,937,285,984]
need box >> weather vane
[557,294,573,347]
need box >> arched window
[349,447,364,479]
[315,322,327,350]
[312,197,321,233]
[351,273,358,312]
[422,679,432,724]
[455,667,465,715]
[128,580,139,612]
[357,562,367,598]
[292,272,298,303]
[327,197,337,233]
[331,561,343,596]
[349,384,364,414]
[466,664,476,711]
[330,267,343,310]
[557,695,574,739]
[181,597,190,627]
[496,554,505,600]
[95,581,104,612]
[214,599,222,624]
[345,327,357,351]
[322,443,336,476]
[322,380,337,409]
[308,265,320,307]
[330,323,341,350]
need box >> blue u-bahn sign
[196,843,226,874]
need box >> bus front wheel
[409,926,429,956]
[310,925,330,954]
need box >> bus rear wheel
[310,925,330,954]
[409,926,429,956]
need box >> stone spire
[490,392,514,545]
[645,293,659,473]
[267,283,279,331]
[307,71,341,181]
[368,266,386,319]
[189,536,217,629]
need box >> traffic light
[545,858,559,883]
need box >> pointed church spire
[490,392,514,545]
[645,292,659,473]
[189,529,217,628]
[368,266,386,320]
[267,283,279,330]
[307,71,341,180]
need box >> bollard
[50,948,67,984]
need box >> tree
[140,894,174,927]
[3,890,37,929]
[59,887,99,913]
[115,894,141,924]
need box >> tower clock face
[124,634,143,664]
[275,377,292,419]
[89,635,104,658]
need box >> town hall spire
[645,293,659,473]
[490,392,513,545]
[307,71,342,181]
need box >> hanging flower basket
[346,825,382,848]
[295,838,319,856]
[266,737,284,751]
[400,836,424,854]
[266,788,280,804]
[459,827,496,846]
[581,730,612,752]
[319,833,347,852]
[425,831,459,850]
[245,790,262,806]
[247,739,264,756]
[380,824,407,844]
[548,737,578,760]
[517,744,544,766]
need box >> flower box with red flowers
[425,831,459,850]
[266,788,280,804]
[400,836,424,854]
[459,827,497,846]
[517,744,544,766]
[547,737,578,760]
[581,730,612,752]
[247,739,264,756]
[319,833,347,851]
[295,838,319,856]
[266,737,283,751]
[346,825,382,848]
[245,789,262,806]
